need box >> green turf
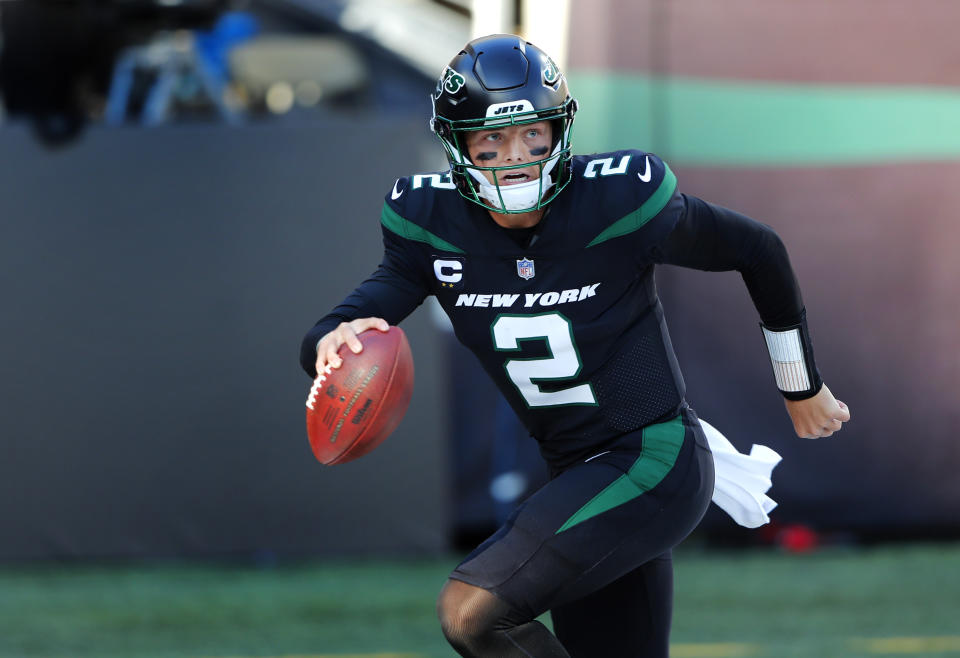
[671,543,960,657]
[0,543,958,658]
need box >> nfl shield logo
[516,257,535,280]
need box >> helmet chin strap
[463,142,563,212]
[469,170,555,211]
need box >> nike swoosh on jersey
[637,156,652,182]
[391,179,404,200]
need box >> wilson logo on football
[351,398,374,424]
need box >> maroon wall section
[570,0,960,86]
[567,1,960,532]
[665,163,960,529]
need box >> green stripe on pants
[556,415,685,534]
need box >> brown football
[305,326,414,465]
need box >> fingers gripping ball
[305,327,414,465]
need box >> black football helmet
[430,34,578,213]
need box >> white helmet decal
[484,99,535,120]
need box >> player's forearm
[656,194,823,398]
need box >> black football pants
[447,407,715,657]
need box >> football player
[301,34,850,658]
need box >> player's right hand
[315,317,390,374]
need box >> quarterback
[301,35,850,658]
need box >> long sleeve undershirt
[653,194,805,328]
[300,194,807,377]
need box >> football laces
[305,364,334,410]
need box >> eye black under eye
[530,146,548,156]
[476,152,498,161]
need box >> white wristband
[761,325,811,393]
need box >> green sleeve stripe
[585,163,678,248]
[380,203,465,254]
[555,414,685,534]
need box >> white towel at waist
[699,419,782,529]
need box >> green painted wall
[569,72,960,165]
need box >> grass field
[1,543,958,658]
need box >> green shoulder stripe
[555,414,685,534]
[585,163,678,248]
[380,203,465,254]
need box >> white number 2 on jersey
[492,313,597,407]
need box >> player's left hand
[784,384,850,439]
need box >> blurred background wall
[0,0,957,560]
[565,0,960,537]
[0,120,449,560]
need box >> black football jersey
[379,150,689,467]
[302,149,810,469]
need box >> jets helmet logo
[436,67,466,97]
[542,58,561,86]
